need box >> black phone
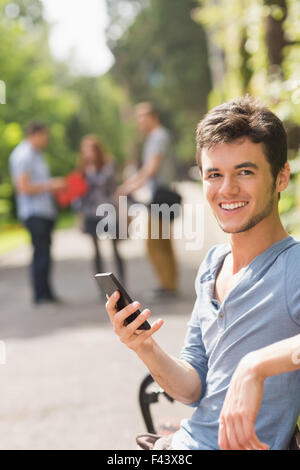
[94,272,151,331]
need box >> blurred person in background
[76,134,125,286]
[117,102,178,301]
[9,122,66,305]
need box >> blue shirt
[9,140,57,221]
[172,236,300,450]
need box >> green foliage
[65,74,133,166]
[194,0,300,232]
[106,0,212,162]
[0,0,129,224]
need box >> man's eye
[208,173,221,179]
[239,170,253,175]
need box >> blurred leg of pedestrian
[91,234,105,275]
[89,220,125,285]
[25,216,55,303]
[146,213,177,295]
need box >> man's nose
[219,175,239,195]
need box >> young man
[117,102,178,299]
[9,122,65,305]
[106,96,300,450]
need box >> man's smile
[218,201,249,213]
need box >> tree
[106,0,212,162]
[0,0,130,223]
[193,0,300,232]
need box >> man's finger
[218,419,231,450]
[114,301,142,327]
[133,318,164,344]
[231,415,251,450]
[145,318,164,337]
[225,416,244,450]
[120,309,151,339]
[105,290,120,320]
[241,418,269,450]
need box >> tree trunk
[264,0,287,71]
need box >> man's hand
[106,291,202,405]
[105,290,164,354]
[48,177,67,192]
[218,353,270,451]
[16,174,67,195]
[114,186,128,202]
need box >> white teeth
[221,202,247,210]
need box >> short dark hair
[196,95,287,181]
[25,121,48,136]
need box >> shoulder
[10,141,32,162]
[156,127,170,140]
[9,141,35,174]
[284,241,300,274]
[149,127,170,143]
[284,240,300,326]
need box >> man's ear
[276,162,290,193]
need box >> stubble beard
[216,183,277,234]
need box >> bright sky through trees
[41,0,114,76]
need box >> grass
[0,226,30,255]
[0,212,77,256]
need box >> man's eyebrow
[203,167,219,175]
[234,162,258,170]
[204,161,259,175]
[234,161,259,170]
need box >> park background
[0,0,299,450]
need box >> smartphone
[95,272,151,331]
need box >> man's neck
[229,215,289,273]
[145,122,161,135]
[27,138,41,152]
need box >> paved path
[0,182,226,450]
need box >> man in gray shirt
[107,96,300,450]
[117,102,178,300]
[9,122,65,304]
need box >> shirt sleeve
[179,273,209,407]
[11,152,33,180]
[148,131,169,158]
[285,246,300,327]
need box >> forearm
[119,155,161,196]
[218,334,300,450]
[119,170,148,196]
[137,339,202,405]
[250,334,300,379]
[106,291,202,405]
[20,181,52,195]
[16,173,53,195]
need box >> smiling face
[201,138,288,234]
